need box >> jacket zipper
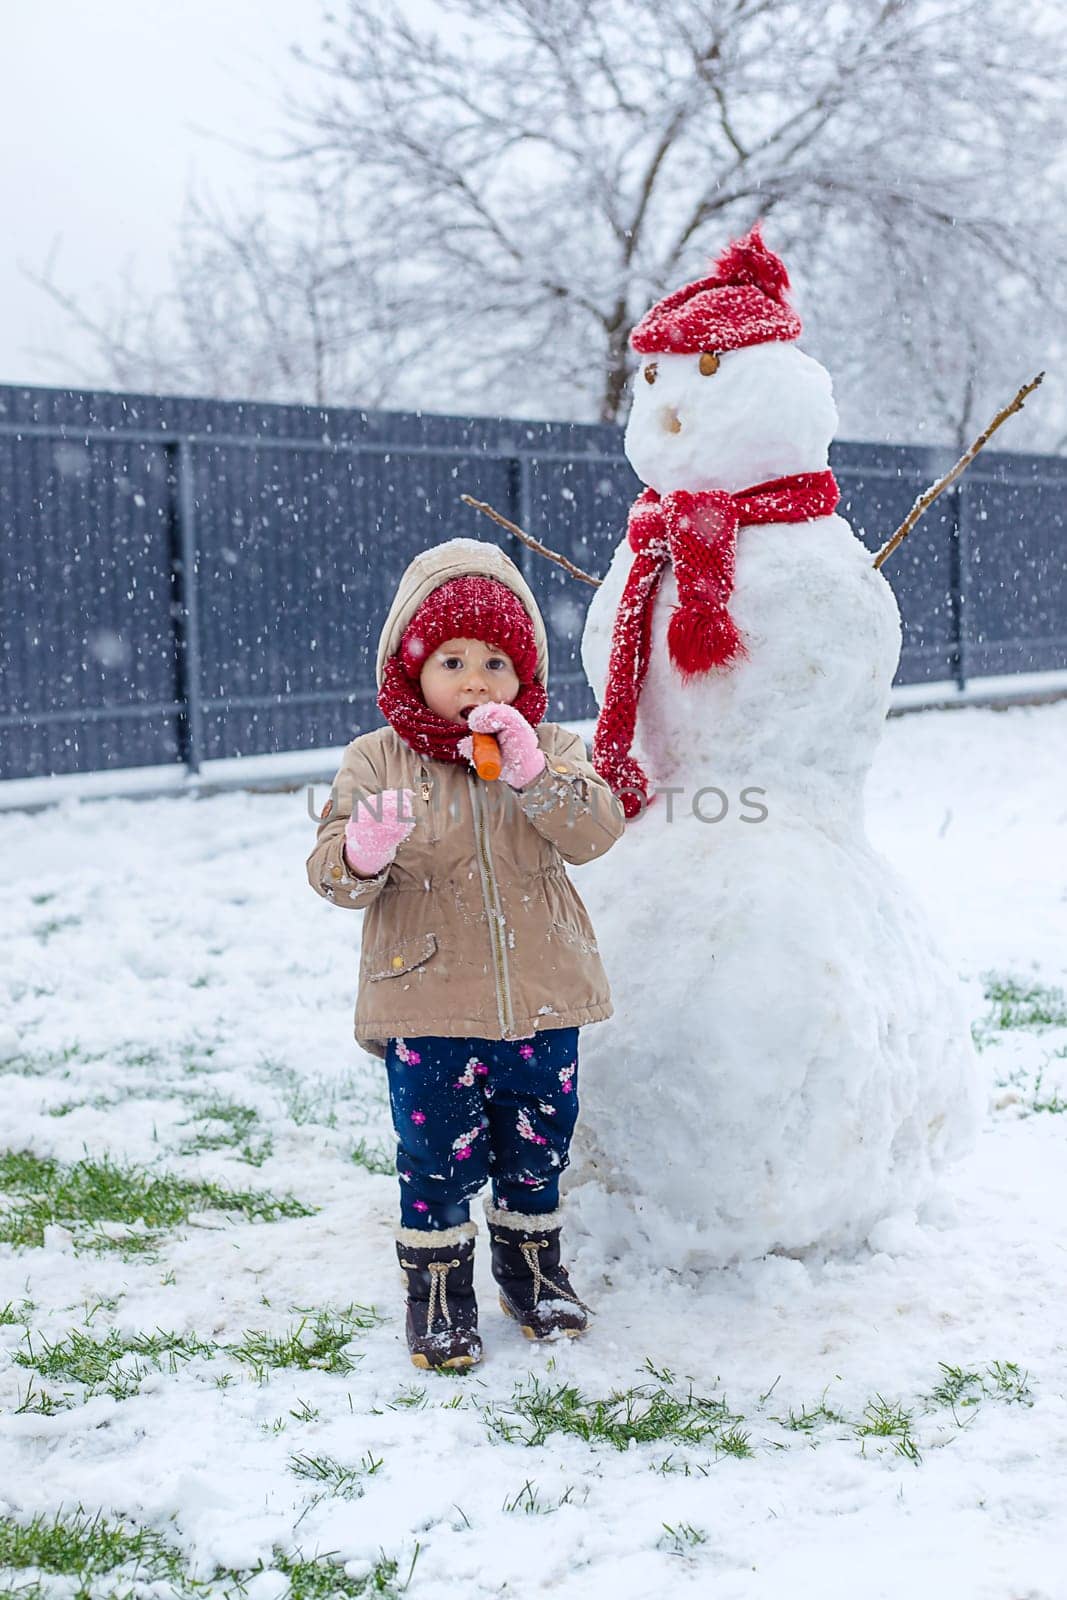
[417,764,433,814]
[468,775,515,1036]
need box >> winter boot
[394,1221,482,1370]
[485,1203,591,1339]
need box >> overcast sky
[1,1,322,390]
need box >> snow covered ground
[1,701,1065,1599]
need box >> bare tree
[25,184,381,408]
[30,0,1067,448]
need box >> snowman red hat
[630,222,802,355]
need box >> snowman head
[625,224,837,495]
[625,344,837,495]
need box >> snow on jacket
[306,537,625,1059]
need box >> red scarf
[592,471,840,818]
[377,655,548,764]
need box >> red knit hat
[629,222,801,356]
[398,575,539,685]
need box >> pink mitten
[459,703,546,789]
[343,788,418,876]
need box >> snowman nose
[660,405,682,435]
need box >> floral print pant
[384,1028,580,1230]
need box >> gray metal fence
[2,382,1065,782]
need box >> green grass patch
[0,1299,34,1327]
[478,1361,1037,1468]
[12,1302,384,1410]
[12,1326,217,1405]
[777,1399,849,1433]
[289,1397,322,1423]
[0,1045,91,1080]
[350,1137,395,1176]
[975,974,1067,1045]
[501,1479,584,1515]
[985,1359,1034,1405]
[260,1058,386,1129]
[990,1052,1067,1117]
[178,1098,275,1165]
[1031,1065,1067,1115]
[658,1521,708,1556]
[472,1360,1038,1471]
[289,1448,384,1499]
[0,1507,187,1594]
[1,1038,223,1084]
[280,1548,413,1599]
[482,1376,750,1455]
[926,1359,1033,1412]
[229,1304,384,1381]
[385,1384,429,1411]
[0,1148,315,1254]
[47,1093,123,1118]
[766,1359,1035,1463]
[855,1395,922,1464]
[0,1508,413,1599]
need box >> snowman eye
[643,363,658,385]
[699,351,720,377]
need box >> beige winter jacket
[306,539,625,1058]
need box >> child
[307,539,624,1369]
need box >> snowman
[572,224,981,1266]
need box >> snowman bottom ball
[567,804,981,1268]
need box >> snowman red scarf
[592,471,840,819]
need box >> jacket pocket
[550,920,600,957]
[365,931,438,981]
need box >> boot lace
[406,1256,460,1332]
[517,1239,590,1313]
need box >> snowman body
[574,342,980,1265]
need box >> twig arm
[873,373,1045,570]
[460,495,603,587]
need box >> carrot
[471,730,502,781]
